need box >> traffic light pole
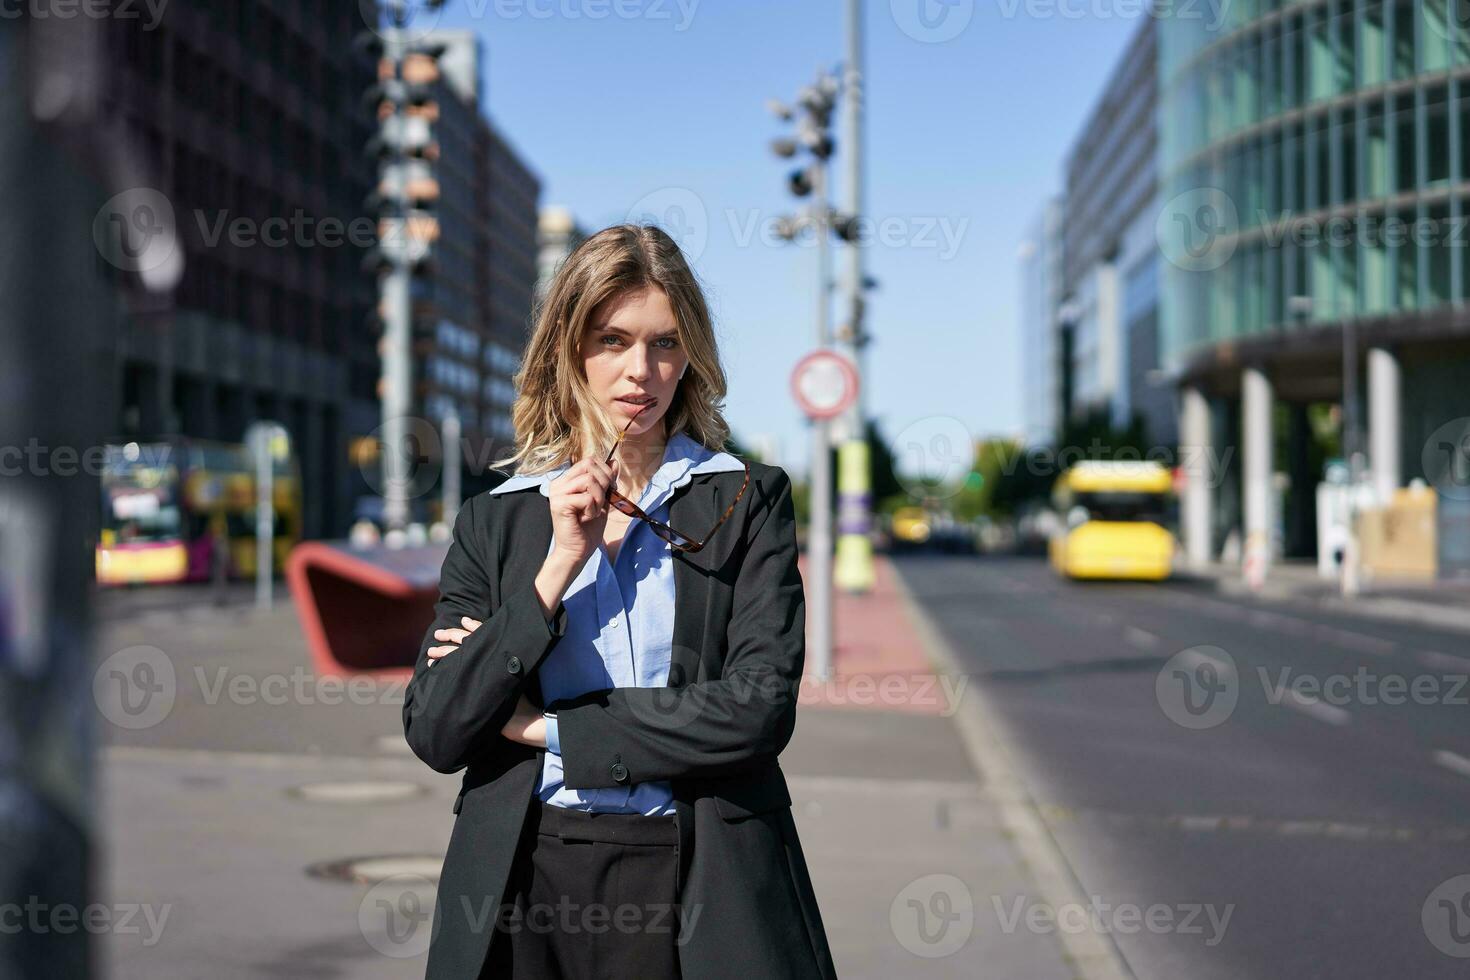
[767,68,842,681]
[810,161,834,683]
[377,29,414,536]
[834,0,874,594]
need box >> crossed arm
[401,469,806,786]
[401,496,568,774]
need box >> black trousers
[479,801,683,979]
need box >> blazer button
[610,763,629,783]
[506,656,522,674]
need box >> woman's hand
[500,691,548,748]
[546,455,619,566]
[426,618,546,747]
[427,615,482,667]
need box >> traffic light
[358,28,445,275]
[358,9,448,534]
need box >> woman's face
[580,284,689,445]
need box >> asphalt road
[893,554,1470,980]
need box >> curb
[1194,573,1470,635]
[888,565,1135,980]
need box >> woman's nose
[626,345,651,379]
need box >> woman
[402,224,838,979]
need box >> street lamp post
[768,69,843,681]
[360,1,446,537]
[833,0,875,594]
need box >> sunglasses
[603,406,750,554]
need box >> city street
[894,553,1470,980]
[94,560,1076,980]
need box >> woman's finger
[559,490,598,522]
[427,645,457,658]
[460,616,481,630]
[434,627,469,643]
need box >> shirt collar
[488,431,744,506]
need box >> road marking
[1176,645,1236,680]
[1434,750,1470,780]
[1038,802,1462,843]
[1123,626,1160,650]
[1279,688,1352,726]
[1314,626,1397,656]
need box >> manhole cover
[306,854,443,885]
[288,780,425,804]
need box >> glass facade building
[1158,0,1470,365]
[1158,0,1470,566]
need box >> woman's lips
[615,397,657,414]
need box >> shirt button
[610,620,619,629]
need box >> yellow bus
[1048,460,1177,581]
[97,438,301,586]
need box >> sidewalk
[97,556,1095,979]
[789,553,1084,977]
[1177,559,1470,633]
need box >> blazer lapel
[666,474,720,689]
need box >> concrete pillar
[1179,385,1214,568]
[1241,366,1274,576]
[1367,346,1401,505]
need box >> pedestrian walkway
[794,553,954,715]
[97,553,1096,979]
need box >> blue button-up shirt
[487,430,746,814]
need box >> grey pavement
[98,583,1080,979]
[1176,559,1470,633]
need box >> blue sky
[425,0,1141,479]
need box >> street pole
[767,69,840,681]
[441,410,461,529]
[380,28,412,536]
[250,423,278,609]
[810,159,834,683]
[834,0,875,594]
[1341,316,1360,598]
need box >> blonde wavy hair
[489,223,732,476]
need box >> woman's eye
[599,335,678,349]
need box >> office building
[1019,197,1065,446]
[1158,0,1470,567]
[101,1,379,538]
[1059,20,1175,449]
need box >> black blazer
[403,460,838,979]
